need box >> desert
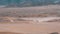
[0,5,60,34]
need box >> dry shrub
[50,32,59,34]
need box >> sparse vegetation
[50,32,59,34]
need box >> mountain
[0,0,60,7]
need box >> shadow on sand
[0,32,24,34]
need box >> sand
[0,23,60,34]
[0,5,60,34]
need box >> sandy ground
[0,17,60,34]
[0,5,60,17]
[0,5,60,34]
[0,22,60,34]
[20,17,60,23]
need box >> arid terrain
[0,5,60,17]
[0,5,60,34]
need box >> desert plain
[0,5,60,34]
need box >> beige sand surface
[0,5,60,34]
[0,23,60,34]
